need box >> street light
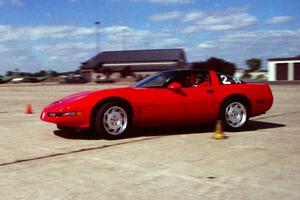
[95,21,101,54]
[122,27,128,50]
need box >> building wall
[268,62,277,81]
[268,60,300,81]
[295,63,300,80]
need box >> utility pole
[95,21,101,54]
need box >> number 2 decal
[220,75,231,84]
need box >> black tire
[220,98,249,131]
[94,101,132,139]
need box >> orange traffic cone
[212,120,226,139]
[25,104,33,114]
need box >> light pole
[122,27,127,50]
[144,41,150,49]
[95,21,101,54]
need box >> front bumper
[41,110,90,128]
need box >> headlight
[62,112,81,116]
[47,112,81,117]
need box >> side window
[172,72,190,88]
[180,71,210,88]
[194,71,210,87]
[217,73,243,85]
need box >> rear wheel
[221,99,248,131]
[94,101,131,139]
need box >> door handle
[207,90,214,93]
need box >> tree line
[191,57,262,76]
[3,70,63,77]
[2,58,263,78]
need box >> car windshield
[132,71,178,88]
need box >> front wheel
[221,100,248,131]
[94,101,131,139]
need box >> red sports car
[41,70,273,139]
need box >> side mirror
[168,82,181,89]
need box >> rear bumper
[250,97,273,117]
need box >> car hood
[44,87,134,112]
[44,90,95,111]
[61,90,94,103]
[62,87,133,102]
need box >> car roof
[159,69,209,73]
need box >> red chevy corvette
[41,70,273,139]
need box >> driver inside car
[189,73,210,87]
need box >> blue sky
[0,0,299,74]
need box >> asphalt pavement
[0,83,299,200]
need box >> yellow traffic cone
[212,120,226,139]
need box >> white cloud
[195,29,300,67]
[266,16,293,25]
[149,8,258,33]
[0,25,157,73]
[0,25,95,42]
[201,13,256,28]
[182,11,204,22]
[1,17,298,74]
[101,25,153,50]
[198,42,215,49]
[0,24,96,72]
[0,0,24,6]
[102,26,131,34]
[182,10,258,33]
[0,44,47,73]
[0,42,97,73]
[0,44,12,52]
[156,38,185,48]
[151,28,174,38]
[136,0,194,4]
[34,42,95,53]
[34,42,94,65]
[149,11,182,22]
[0,24,97,70]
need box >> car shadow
[129,120,285,138]
[53,120,285,140]
[54,129,100,140]
[246,120,286,131]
